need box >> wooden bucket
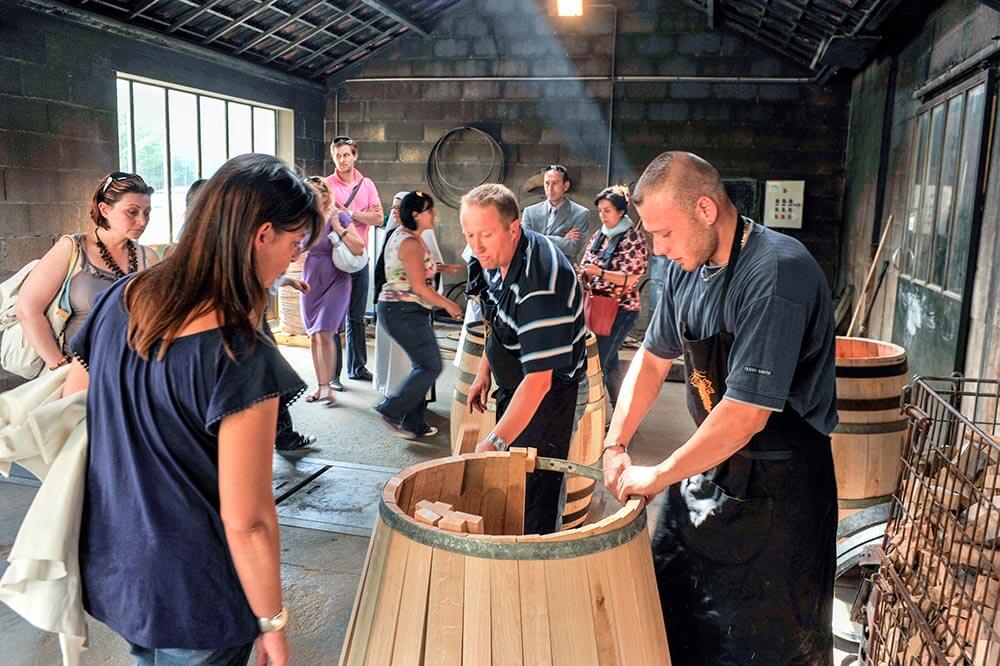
[833,336,908,520]
[339,450,671,665]
[449,322,606,528]
[278,257,306,335]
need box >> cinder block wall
[326,0,850,283]
[0,2,327,389]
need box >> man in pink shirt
[327,136,383,381]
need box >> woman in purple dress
[301,176,366,405]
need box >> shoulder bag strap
[342,178,366,209]
[54,235,80,316]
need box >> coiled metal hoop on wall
[426,126,507,208]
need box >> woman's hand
[443,301,463,320]
[255,631,289,666]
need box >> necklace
[95,231,138,278]
[699,220,753,283]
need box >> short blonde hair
[460,183,520,228]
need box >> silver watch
[486,432,510,451]
[258,606,288,633]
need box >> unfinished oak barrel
[449,323,606,528]
[339,450,671,666]
[278,257,306,335]
[562,338,606,529]
[833,336,908,520]
[448,322,497,449]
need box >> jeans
[128,641,253,666]
[375,300,442,434]
[596,308,640,406]
[346,268,369,376]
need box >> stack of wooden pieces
[413,500,485,534]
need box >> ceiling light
[557,0,583,17]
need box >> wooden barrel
[278,257,306,335]
[448,322,497,448]
[562,339,606,529]
[833,336,908,520]
[338,451,671,665]
[449,322,606,529]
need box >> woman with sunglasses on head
[15,172,159,373]
[577,185,649,406]
[299,175,366,406]
[61,154,324,666]
[374,191,463,439]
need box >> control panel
[763,180,804,229]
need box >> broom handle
[848,214,894,337]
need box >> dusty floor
[0,323,856,664]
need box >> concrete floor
[0,323,855,664]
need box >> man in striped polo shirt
[461,183,587,535]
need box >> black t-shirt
[643,222,838,435]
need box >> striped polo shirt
[482,229,587,381]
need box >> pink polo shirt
[327,168,381,248]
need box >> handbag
[330,228,369,273]
[583,288,620,337]
[0,238,80,379]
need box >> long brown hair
[124,154,324,360]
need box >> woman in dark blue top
[63,154,324,666]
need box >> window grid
[115,76,278,244]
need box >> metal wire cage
[867,375,1000,665]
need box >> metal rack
[865,376,1000,664]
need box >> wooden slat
[408,464,446,515]
[340,519,391,666]
[438,459,466,508]
[622,530,672,664]
[544,557,600,665]
[425,549,466,666]
[456,458,487,516]
[490,559,524,665]
[462,556,492,665]
[480,455,509,535]
[583,550,620,666]
[363,530,411,666]
[391,540,434,665]
[504,448,527,536]
[518,559,553,665]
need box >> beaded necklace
[95,230,138,278]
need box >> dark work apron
[653,220,837,665]
[481,301,579,535]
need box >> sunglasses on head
[332,136,355,146]
[101,172,137,194]
[547,164,569,177]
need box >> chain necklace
[699,220,753,283]
[95,231,138,279]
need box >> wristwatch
[486,432,510,452]
[602,441,627,455]
[257,606,288,633]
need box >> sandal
[305,387,323,403]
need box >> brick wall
[0,2,327,388]
[326,0,850,283]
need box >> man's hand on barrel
[603,445,631,500]
[467,371,491,414]
[616,464,669,504]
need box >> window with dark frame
[899,78,989,295]
[116,76,279,246]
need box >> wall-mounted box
[764,180,804,229]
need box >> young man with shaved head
[461,183,587,534]
[604,151,837,663]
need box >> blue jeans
[128,641,253,666]
[596,308,639,405]
[375,300,442,434]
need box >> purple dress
[301,217,352,335]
